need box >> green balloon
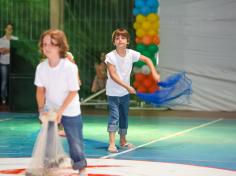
[134,60,145,68]
[136,44,146,53]
[151,56,157,66]
[148,44,159,53]
[142,50,153,58]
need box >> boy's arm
[36,86,45,114]
[57,91,77,123]
[107,62,136,94]
[139,55,160,82]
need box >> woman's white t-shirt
[34,59,81,116]
[105,49,140,96]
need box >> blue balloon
[133,8,140,16]
[150,7,158,13]
[135,0,145,8]
[147,0,159,8]
[141,6,151,16]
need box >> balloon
[140,6,151,16]
[141,65,150,75]
[150,56,157,66]
[136,14,146,23]
[147,13,158,22]
[148,85,159,93]
[153,35,160,45]
[135,73,146,82]
[135,0,145,8]
[133,66,141,74]
[136,29,145,37]
[137,86,147,93]
[143,78,152,88]
[133,22,141,30]
[142,35,152,45]
[147,74,155,81]
[136,44,146,52]
[134,60,145,68]
[151,21,160,31]
[147,29,157,36]
[150,7,158,13]
[135,37,142,43]
[133,8,140,16]
[147,0,159,8]
[133,81,140,88]
[148,44,158,53]
[142,21,151,30]
[142,50,153,58]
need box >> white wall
[159,0,236,111]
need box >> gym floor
[0,108,235,176]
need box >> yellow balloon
[151,21,160,30]
[133,22,141,30]
[142,21,151,30]
[148,29,157,36]
[136,14,146,23]
[136,29,145,37]
[147,13,158,22]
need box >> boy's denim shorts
[107,94,130,135]
[62,115,87,170]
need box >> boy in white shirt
[105,28,160,153]
[34,29,87,175]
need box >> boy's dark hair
[112,28,130,44]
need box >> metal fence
[0,0,135,100]
[64,0,135,99]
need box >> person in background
[35,29,87,175]
[105,28,160,153]
[0,23,18,104]
[91,52,107,93]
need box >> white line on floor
[101,118,224,159]
[0,118,13,122]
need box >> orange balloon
[135,37,142,44]
[153,35,160,45]
[135,73,146,82]
[133,81,139,89]
[148,85,159,93]
[142,35,152,45]
[137,86,147,93]
[143,78,152,88]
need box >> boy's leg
[108,132,117,152]
[62,115,87,171]
[118,94,133,147]
[107,96,119,152]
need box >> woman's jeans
[0,64,9,100]
[107,94,130,135]
[61,115,87,170]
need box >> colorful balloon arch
[132,0,160,93]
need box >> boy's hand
[127,86,136,94]
[56,110,63,124]
[153,73,160,82]
[39,111,49,124]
